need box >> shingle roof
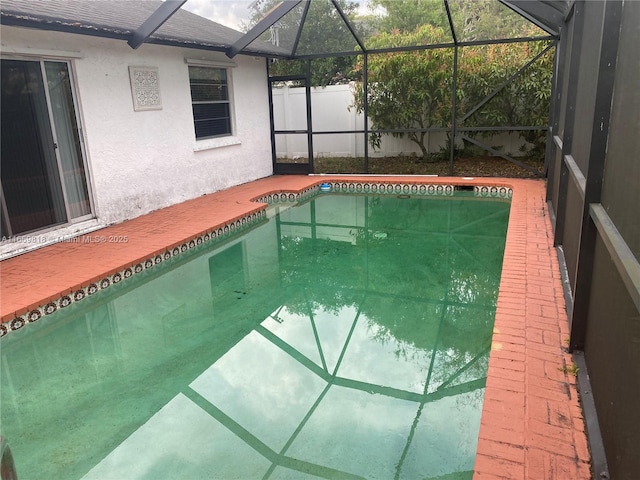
[0,0,283,55]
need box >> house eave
[1,13,286,57]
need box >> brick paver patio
[0,175,591,479]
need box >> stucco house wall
[1,25,273,227]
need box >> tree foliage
[366,0,543,40]
[352,25,454,159]
[456,39,554,157]
[448,0,540,41]
[368,0,449,33]
[352,37,552,161]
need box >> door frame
[268,72,313,175]
[1,55,95,237]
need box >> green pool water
[1,192,510,480]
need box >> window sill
[193,136,241,152]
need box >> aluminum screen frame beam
[291,0,312,57]
[331,0,366,52]
[570,0,626,350]
[500,0,563,36]
[444,0,458,44]
[127,0,187,49]
[226,0,303,58]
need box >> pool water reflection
[1,193,510,479]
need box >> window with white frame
[188,66,232,139]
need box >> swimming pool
[1,190,510,479]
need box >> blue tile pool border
[1,182,512,337]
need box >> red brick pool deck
[0,175,591,479]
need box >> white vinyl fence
[271,83,527,159]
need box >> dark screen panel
[557,12,575,140]
[562,179,583,291]
[584,236,640,480]
[570,0,605,175]
[549,144,563,221]
[600,0,640,260]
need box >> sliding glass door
[1,58,92,238]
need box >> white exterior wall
[272,84,528,158]
[1,26,273,226]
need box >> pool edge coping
[0,177,512,335]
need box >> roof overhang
[128,0,187,49]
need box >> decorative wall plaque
[129,66,162,111]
